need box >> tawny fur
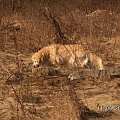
[32,44,104,70]
[85,52,104,70]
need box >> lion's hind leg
[97,58,105,71]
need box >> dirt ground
[0,37,120,120]
[0,0,120,120]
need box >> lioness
[32,44,104,70]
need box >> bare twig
[43,7,73,44]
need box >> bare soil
[0,0,120,120]
[0,37,120,120]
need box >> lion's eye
[34,61,37,63]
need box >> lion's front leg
[68,56,77,67]
[49,53,59,66]
[81,57,89,68]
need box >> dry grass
[0,0,120,120]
